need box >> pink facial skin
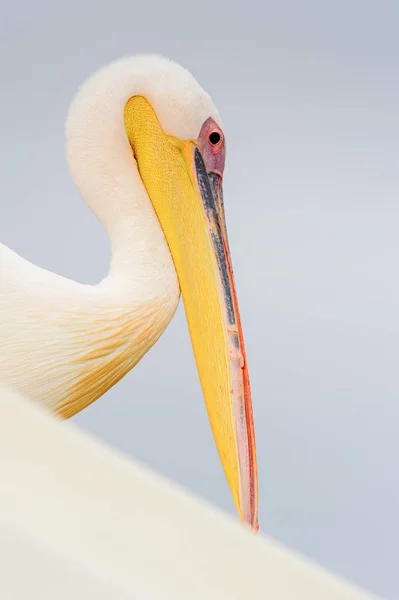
[197,117,226,178]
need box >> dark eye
[209,131,221,145]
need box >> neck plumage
[59,62,182,415]
[66,59,178,303]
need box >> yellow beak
[124,96,258,531]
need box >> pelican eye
[209,131,221,145]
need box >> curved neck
[65,59,177,300]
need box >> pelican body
[0,55,257,529]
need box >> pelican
[0,55,257,530]
[0,57,379,600]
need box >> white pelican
[0,55,257,530]
[0,57,379,599]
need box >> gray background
[1,1,398,597]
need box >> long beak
[190,147,258,529]
[124,96,258,531]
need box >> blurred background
[1,1,398,597]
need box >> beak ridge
[193,147,258,531]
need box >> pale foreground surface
[0,388,378,600]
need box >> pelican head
[3,55,258,531]
[65,55,258,530]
